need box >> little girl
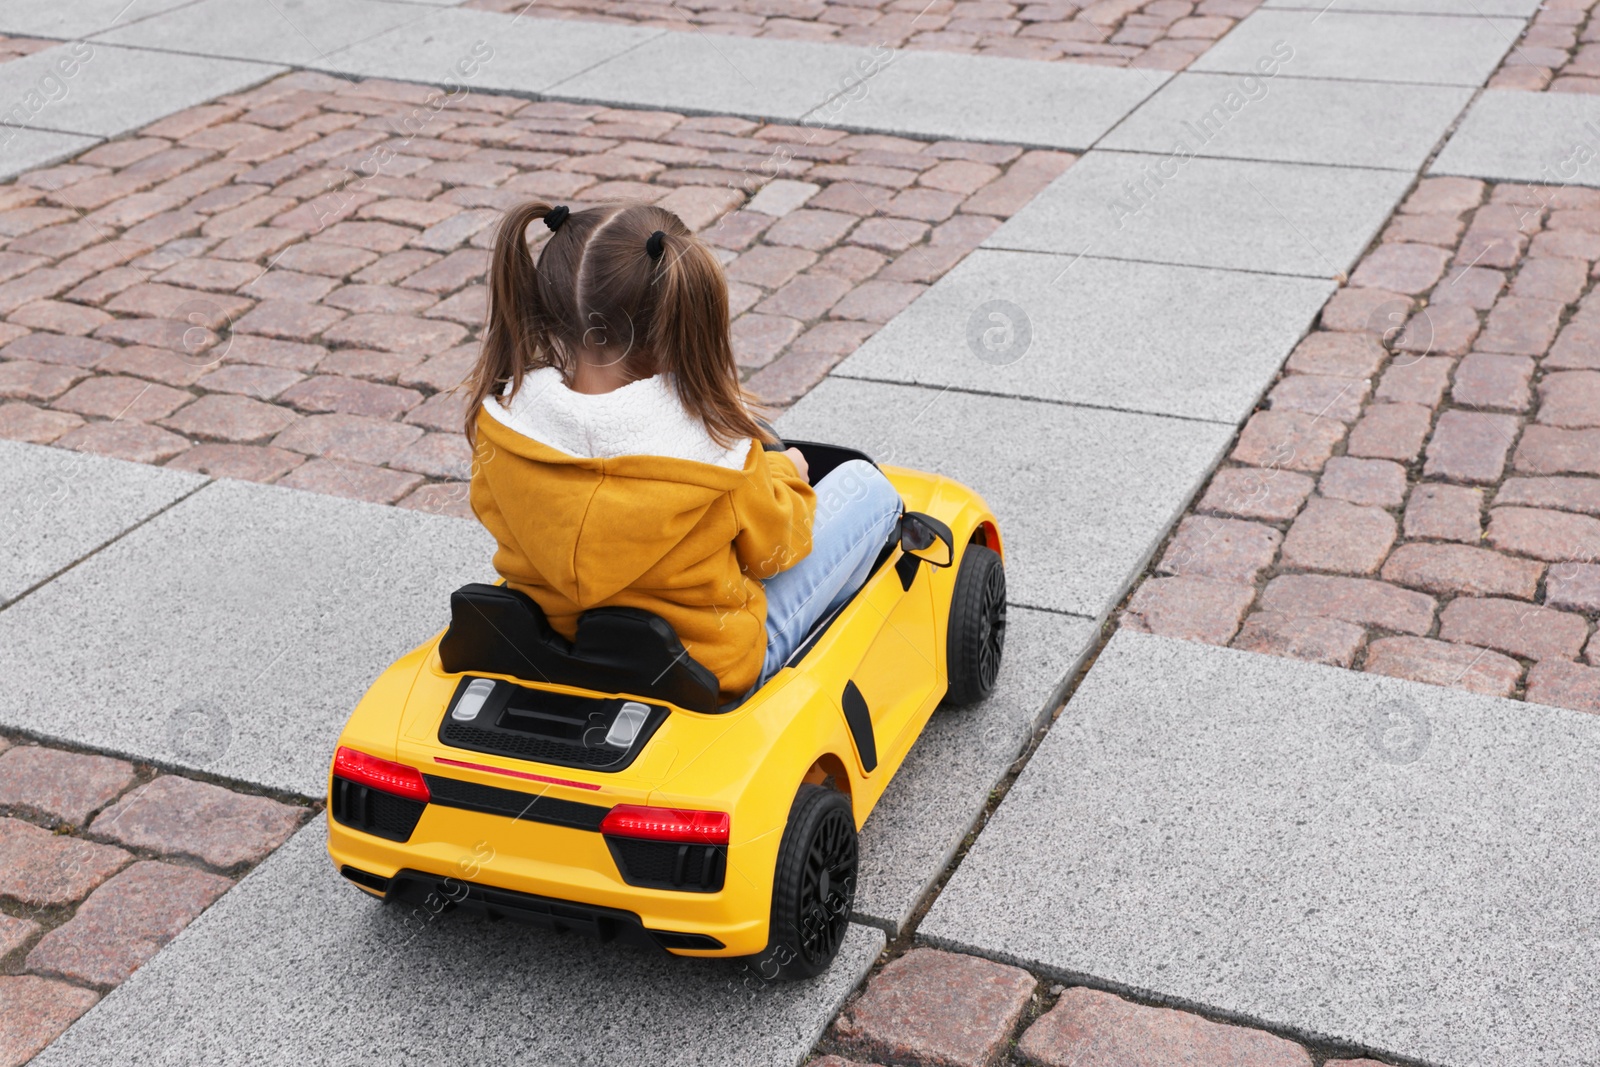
[462,201,903,702]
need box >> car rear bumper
[327,806,771,956]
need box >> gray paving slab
[32,819,885,1067]
[1431,89,1600,187]
[0,440,205,607]
[0,478,495,796]
[0,0,200,39]
[0,43,281,138]
[835,250,1332,425]
[854,606,1096,934]
[95,0,428,67]
[312,7,660,96]
[984,151,1410,277]
[1191,10,1522,86]
[777,378,1233,619]
[0,127,99,181]
[1099,72,1471,171]
[1263,0,1539,13]
[798,50,1170,151]
[549,31,887,123]
[923,630,1600,1067]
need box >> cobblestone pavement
[0,732,310,1067]
[0,36,53,64]
[467,0,1259,69]
[0,71,1069,519]
[1489,0,1600,91]
[806,946,1386,1067]
[1123,177,1600,714]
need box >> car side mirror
[900,512,954,568]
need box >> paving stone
[101,0,422,66]
[780,378,1233,618]
[1286,331,1389,377]
[833,949,1035,1067]
[853,607,1095,933]
[1018,986,1312,1067]
[29,819,884,1067]
[1101,73,1470,170]
[1122,576,1256,645]
[1537,371,1600,428]
[1376,355,1452,407]
[1259,573,1435,634]
[1546,563,1600,613]
[0,44,279,141]
[1280,497,1396,575]
[1230,410,1346,472]
[1260,0,1537,12]
[1318,457,1406,508]
[1231,610,1367,667]
[161,393,297,442]
[925,630,1600,1066]
[0,129,100,182]
[799,51,1167,149]
[0,479,493,795]
[1197,467,1314,522]
[1193,10,1522,85]
[1364,635,1523,696]
[164,442,304,482]
[0,976,99,1067]
[1497,475,1600,516]
[1157,516,1281,584]
[1525,659,1600,714]
[0,817,129,907]
[91,775,306,868]
[0,746,135,826]
[1452,353,1534,411]
[1424,410,1519,484]
[1515,425,1600,477]
[987,153,1410,277]
[837,251,1331,422]
[0,402,84,444]
[0,912,39,958]
[1382,542,1542,601]
[1488,506,1600,562]
[278,458,422,504]
[1268,374,1369,422]
[1350,242,1451,294]
[1440,597,1589,662]
[25,860,233,987]
[1435,91,1600,188]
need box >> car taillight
[600,805,729,845]
[333,746,430,802]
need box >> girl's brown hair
[464,200,772,449]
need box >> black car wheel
[751,785,857,980]
[945,544,1006,706]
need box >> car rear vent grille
[436,680,669,773]
[606,838,726,893]
[423,775,608,831]
[330,776,425,842]
[440,722,636,768]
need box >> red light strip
[433,756,602,791]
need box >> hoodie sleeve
[731,447,816,579]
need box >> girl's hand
[782,447,809,482]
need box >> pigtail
[463,200,556,443]
[647,230,775,449]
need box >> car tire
[750,784,857,981]
[945,544,1006,706]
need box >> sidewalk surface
[2,1,1599,1066]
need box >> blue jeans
[758,459,902,687]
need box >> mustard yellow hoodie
[469,382,816,701]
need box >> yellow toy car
[326,441,1005,978]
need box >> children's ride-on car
[326,440,1006,978]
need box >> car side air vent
[330,777,425,842]
[437,677,668,773]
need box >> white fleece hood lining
[485,367,752,471]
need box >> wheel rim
[794,807,857,965]
[977,563,1007,692]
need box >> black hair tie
[544,205,570,232]
[646,230,666,262]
